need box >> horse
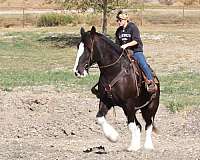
[73,26,160,151]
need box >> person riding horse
[74,26,160,151]
[115,10,157,93]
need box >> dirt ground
[0,86,199,160]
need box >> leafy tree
[57,0,116,35]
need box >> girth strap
[104,68,128,98]
[109,68,127,88]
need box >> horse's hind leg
[96,101,119,142]
[141,98,159,150]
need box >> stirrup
[147,81,157,93]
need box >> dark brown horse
[73,26,160,151]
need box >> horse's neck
[95,40,122,69]
[99,53,130,82]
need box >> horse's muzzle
[74,69,88,78]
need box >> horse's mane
[95,32,122,54]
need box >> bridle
[85,36,125,70]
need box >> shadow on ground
[38,33,80,48]
[38,33,114,48]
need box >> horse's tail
[152,123,159,134]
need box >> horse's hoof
[127,145,141,152]
[144,144,154,151]
[105,131,119,143]
[126,146,141,152]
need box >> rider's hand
[121,44,128,50]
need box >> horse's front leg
[96,101,119,142]
[123,104,141,151]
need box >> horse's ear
[91,26,96,35]
[80,27,85,36]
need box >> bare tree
[102,0,108,34]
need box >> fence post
[182,5,185,26]
[140,0,144,26]
[22,7,25,28]
[140,8,143,26]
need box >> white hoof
[144,124,154,150]
[103,123,119,142]
[144,142,154,150]
[127,145,141,152]
[127,122,141,152]
[97,117,119,143]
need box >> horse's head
[73,26,96,77]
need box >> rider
[115,10,157,93]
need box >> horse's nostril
[75,72,78,76]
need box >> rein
[99,50,124,69]
[135,93,155,110]
[89,37,125,69]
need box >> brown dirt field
[0,86,199,160]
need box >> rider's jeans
[132,51,153,81]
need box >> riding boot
[147,80,157,93]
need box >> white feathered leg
[127,122,141,151]
[144,124,154,150]
[97,116,119,142]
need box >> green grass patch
[0,31,76,71]
[0,70,99,91]
[160,72,200,112]
[37,13,74,27]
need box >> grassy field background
[0,22,200,112]
[0,2,200,159]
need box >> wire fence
[0,6,200,28]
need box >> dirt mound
[0,86,199,159]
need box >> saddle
[126,50,159,93]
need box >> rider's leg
[132,51,156,93]
[132,51,153,80]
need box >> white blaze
[73,42,84,73]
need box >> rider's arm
[121,40,137,49]
[121,23,141,50]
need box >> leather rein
[88,38,125,69]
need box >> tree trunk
[102,0,107,35]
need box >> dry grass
[0,0,58,8]
[0,6,200,28]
